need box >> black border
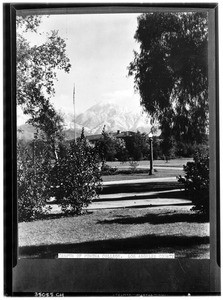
[4,2,220,296]
[215,4,220,269]
[6,2,220,9]
[4,3,17,296]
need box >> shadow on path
[98,190,189,202]
[100,182,183,194]
[19,234,209,258]
[97,212,208,225]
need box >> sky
[17,13,142,125]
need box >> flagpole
[73,83,76,142]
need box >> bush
[115,168,149,175]
[175,142,195,157]
[49,137,102,215]
[17,140,52,222]
[178,147,209,217]
[17,135,102,221]
[129,160,139,173]
[101,164,117,175]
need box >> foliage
[125,131,149,161]
[115,138,129,161]
[153,136,208,160]
[113,168,149,175]
[160,136,177,161]
[96,128,151,162]
[178,147,209,216]
[17,131,102,221]
[100,164,118,175]
[129,160,139,173]
[152,137,163,160]
[17,139,53,222]
[16,15,71,140]
[17,15,73,221]
[175,141,206,158]
[49,133,102,215]
[96,127,128,162]
[129,12,209,145]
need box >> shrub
[17,134,102,221]
[115,168,149,175]
[101,164,117,175]
[17,140,52,222]
[49,137,102,215]
[129,160,139,173]
[178,147,209,217]
[175,142,196,157]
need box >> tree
[96,126,127,162]
[16,15,71,143]
[129,12,208,146]
[125,131,149,161]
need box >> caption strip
[58,253,175,259]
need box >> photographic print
[4,2,219,296]
[17,9,210,260]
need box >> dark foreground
[19,205,209,259]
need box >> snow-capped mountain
[64,102,153,135]
[17,102,159,140]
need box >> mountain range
[17,102,157,140]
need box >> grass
[107,158,193,169]
[102,158,191,182]
[102,168,184,182]
[19,206,209,259]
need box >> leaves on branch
[16,15,71,141]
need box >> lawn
[107,158,193,169]
[102,158,187,182]
[102,158,191,182]
[19,205,209,259]
[102,168,184,182]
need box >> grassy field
[19,205,209,259]
[102,168,184,182]
[107,158,193,169]
[102,158,192,182]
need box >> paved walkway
[45,177,188,213]
[86,198,192,210]
[102,176,178,186]
[99,188,181,200]
[46,196,192,214]
[45,185,191,213]
[116,166,183,170]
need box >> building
[86,130,135,145]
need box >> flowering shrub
[178,147,209,216]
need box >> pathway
[45,177,191,214]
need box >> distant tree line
[94,128,208,162]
